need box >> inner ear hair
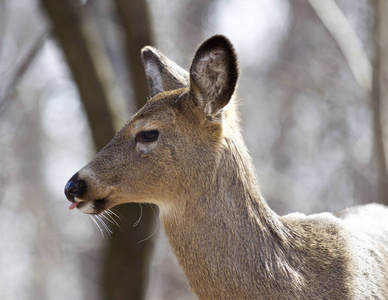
[189,35,239,116]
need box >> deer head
[64,35,239,215]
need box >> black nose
[64,173,86,201]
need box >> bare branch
[308,0,372,91]
[0,31,47,116]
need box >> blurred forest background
[1,0,388,299]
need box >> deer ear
[189,35,238,116]
[141,46,189,97]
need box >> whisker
[89,215,104,237]
[101,211,121,228]
[133,203,143,227]
[95,214,112,235]
[106,209,121,220]
[137,204,159,244]
[149,203,160,218]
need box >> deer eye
[135,130,159,143]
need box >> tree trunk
[372,0,388,205]
[40,0,116,150]
[103,1,156,299]
[112,0,153,109]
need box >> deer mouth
[69,198,108,215]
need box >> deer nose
[64,173,86,201]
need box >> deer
[64,35,388,299]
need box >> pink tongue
[69,202,79,210]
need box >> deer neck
[161,135,304,299]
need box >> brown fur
[65,35,388,299]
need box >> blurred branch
[371,0,388,205]
[308,0,372,91]
[0,32,47,116]
[40,0,116,150]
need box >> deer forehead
[128,89,194,132]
